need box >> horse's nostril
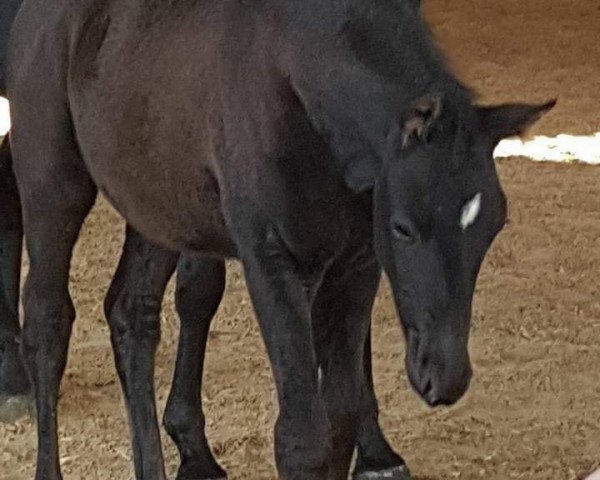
[424,384,445,407]
[428,396,447,407]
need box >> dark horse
[1,138,407,480]
[1,3,408,478]
[4,0,553,478]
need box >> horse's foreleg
[310,263,377,480]
[236,230,331,480]
[354,330,410,480]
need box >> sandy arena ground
[1,0,599,478]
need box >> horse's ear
[477,99,556,144]
[397,93,443,149]
[346,94,443,190]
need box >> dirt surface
[424,0,600,137]
[1,0,599,479]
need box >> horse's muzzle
[405,328,472,407]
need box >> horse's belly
[90,155,237,258]
[101,183,236,257]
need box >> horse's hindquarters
[65,3,238,256]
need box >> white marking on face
[460,192,482,230]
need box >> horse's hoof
[175,460,228,480]
[353,464,411,480]
[0,393,35,423]
[177,476,227,480]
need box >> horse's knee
[328,404,362,443]
[319,366,364,443]
[274,397,332,478]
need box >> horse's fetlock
[163,401,204,437]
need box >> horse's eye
[392,220,416,243]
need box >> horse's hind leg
[104,226,178,480]
[0,134,33,422]
[163,255,227,480]
[12,138,96,480]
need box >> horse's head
[278,0,555,407]
[361,95,554,406]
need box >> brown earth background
[1,0,600,478]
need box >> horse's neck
[291,63,424,163]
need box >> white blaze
[460,193,481,230]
